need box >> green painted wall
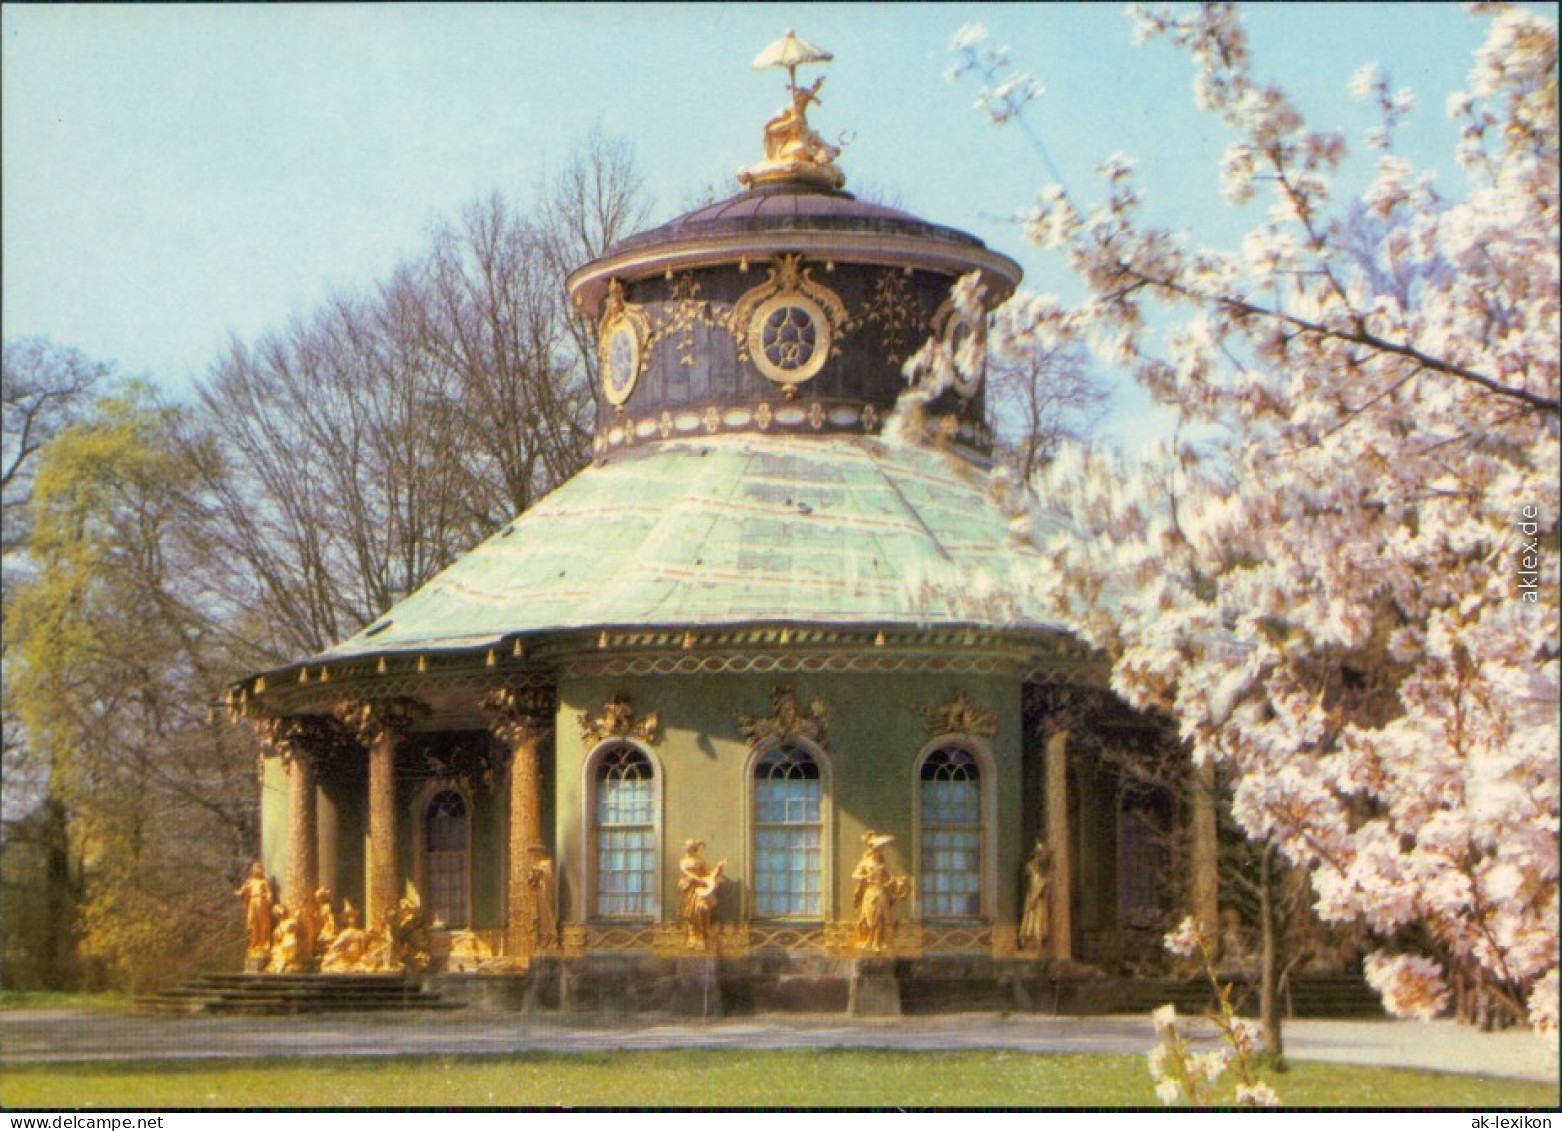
[259,756,289,898]
[470,780,503,929]
[555,668,1024,927]
[326,759,367,915]
[258,667,1034,935]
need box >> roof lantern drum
[567,31,1023,463]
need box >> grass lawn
[4,1050,1557,1109]
[0,991,131,1013]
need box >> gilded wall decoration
[933,288,989,399]
[650,272,731,368]
[731,256,848,389]
[408,732,503,793]
[913,687,999,738]
[855,269,926,364]
[578,691,661,746]
[738,682,831,749]
[598,280,652,408]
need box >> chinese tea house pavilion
[231,32,1202,1012]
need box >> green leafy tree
[8,389,259,989]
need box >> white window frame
[581,739,663,921]
[912,736,996,922]
[744,736,833,922]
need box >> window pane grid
[919,746,983,920]
[424,790,468,928]
[594,745,656,919]
[754,746,823,919]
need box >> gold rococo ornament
[598,280,651,408]
[732,255,848,389]
[933,290,989,400]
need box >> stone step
[135,972,461,1016]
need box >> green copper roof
[319,434,1061,661]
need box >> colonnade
[256,694,1219,962]
[259,691,553,958]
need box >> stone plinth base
[847,957,901,1017]
[669,957,723,1018]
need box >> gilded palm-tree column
[482,687,552,959]
[252,713,353,957]
[285,751,317,912]
[252,715,330,909]
[1044,727,1073,961]
[1190,758,1220,939]
[335,697,429,931]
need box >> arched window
[753,744,823,918]
[424,789,469,927]
[592,743,656,918]
[918,745,983,919]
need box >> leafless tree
[2,338,110,558]
[986,333,1108,481]
[190,132,651,661]
[537,127,651,410]
[416,193,592,527]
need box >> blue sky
[1,3,1517,446]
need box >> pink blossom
[1364,953,1451,1020]
[978,2,1558,1042]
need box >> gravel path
[2,1009,1555,1086]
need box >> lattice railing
[747,923,828,953]
[544,920,1014,959]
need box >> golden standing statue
[677,840,727,951]
[852,831,909,954]
[1019,842,1051,954]
[236,862,274,957]
[529,851,559,950]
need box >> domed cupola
[567,30,1022,462]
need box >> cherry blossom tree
[955,4,1558,1038]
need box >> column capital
[1033,686,1086,737]
[333,696,430,748]
[480,686,553,749]
[252,713,353,767]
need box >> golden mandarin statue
[851,831,909,954]
[677,839,727,951]
[236,862,273,960]
[738,29,847,189]
[311,886,338,957]
[447,929,494,972]
[388,892,432,973]
[1019,842,1051,954]
[321,901,369,973]
[529,850,559,950]
[266,903,308,974]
